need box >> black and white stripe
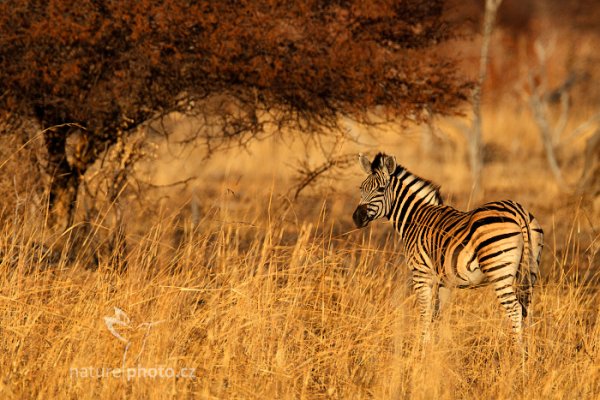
[353,153,544,339]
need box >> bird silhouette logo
[103,307,164,366]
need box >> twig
[136,176,197,190]
[560,113,600,146]
[291,153,356,200]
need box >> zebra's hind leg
[491,274,524,341]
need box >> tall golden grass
[0,104,598,399]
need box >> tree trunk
[579,129,600,196]
[44,126,81,230]
[469,0,503,200]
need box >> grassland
[0,103,598,399]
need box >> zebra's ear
[358,153,372,174]
[383,155,397,175]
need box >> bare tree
[0,0,472,231]
[468,0,503,197]
[525,36,600,189]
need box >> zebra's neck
[387,166,443,239]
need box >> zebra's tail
[515,205,536,318]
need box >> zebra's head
[352,153,397,228]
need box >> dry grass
[0,104,599,399]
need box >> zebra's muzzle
[352,205,370,228]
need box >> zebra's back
[406,200,542,291]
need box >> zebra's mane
[370,152,443,205]
[394,164,444,206]
[370,153,387,173]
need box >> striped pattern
[353,153,544,339]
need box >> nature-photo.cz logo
[69,307,195,381]
[69,365,196,381]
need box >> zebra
[352,152,544,341]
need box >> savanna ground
[0,94,598,400]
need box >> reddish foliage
[1,0,470,134]
[0,0,471,222]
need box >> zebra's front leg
[433,285,451,319]
[412,270,436,342]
